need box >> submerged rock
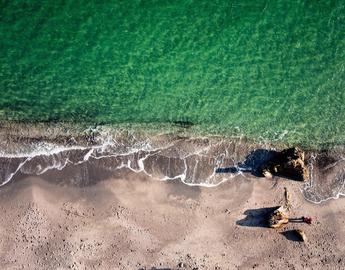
[268,206,289,229]
[259,147,308,181]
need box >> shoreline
[0,121,344,269]
[0,121,345,203]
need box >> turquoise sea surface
[1,0,345,148]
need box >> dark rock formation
[258,147,308,181]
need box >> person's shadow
[236,206,280,228]
[216,149,277,177]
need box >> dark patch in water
[216,149,277,176]
[172,120,194,128]
[315,151,339,171]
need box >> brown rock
[259,147,308,181]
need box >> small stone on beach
[295,229,307,242]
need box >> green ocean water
[1,0,345,147]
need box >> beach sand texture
[0,167,344,270]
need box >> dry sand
[0,169,344,270]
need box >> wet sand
[0,169,344,270]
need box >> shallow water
[0,125,344,203]
[1,0,345,147]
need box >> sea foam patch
[0,129,242,188]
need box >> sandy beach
[0,166,344,270]
[1,0,345,268]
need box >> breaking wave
[1,125,345,203]
[0,127,249,188]
[301,153,345,203]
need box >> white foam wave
[3,130,344,203]
[0,132,241,187]
[302,153,345,203]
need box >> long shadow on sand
[216,149,277,177]
[280,230,303,242]
[236,206,280,228]
[237,209,306,242]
